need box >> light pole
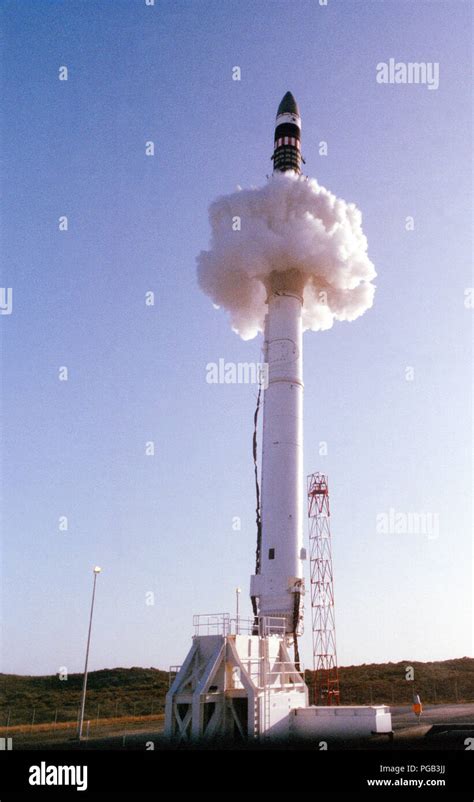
[78,566,101,740]
[236,587,241,634]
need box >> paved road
[16,703,474,750]
[392,703,474,730]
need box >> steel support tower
[307,472,340,706]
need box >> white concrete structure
[165,616,307,741]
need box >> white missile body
[250,272,306,633]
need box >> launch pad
[165,615,307,741]
[164,614,392,742]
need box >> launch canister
[272,91,302,175]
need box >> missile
[272,91,303,175]
[250,92,306,641]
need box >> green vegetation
[0,667,168,727]
[1,658,472,728]
[306,657,474,706]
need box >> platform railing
[192,613,287,637]
[192,613,231,635]
[168,665,182,688]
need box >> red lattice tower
[307,472,340,706]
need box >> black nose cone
[277,91,299,116]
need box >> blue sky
[1,0,472,676]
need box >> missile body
[250,94,305,637]
[272,91,302,175]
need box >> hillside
[0,667,169,728]
[306,657,474,705]
[1,658,472,728]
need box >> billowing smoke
[197,173,376,340]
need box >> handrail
[192,613,287,636]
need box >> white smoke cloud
[197,172,376,340]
